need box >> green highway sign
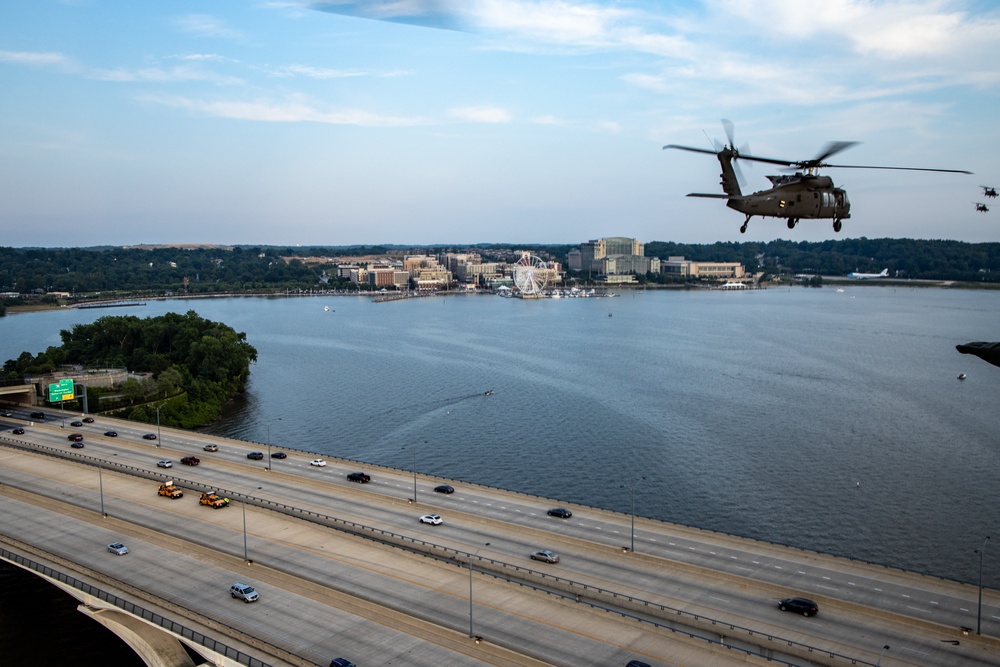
[48,378,75,402]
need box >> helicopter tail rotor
[720,119,752,184]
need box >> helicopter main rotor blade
[725,152,796,167]
[810,141,859,165]
[663,144,721,155]
[821,164,972,174]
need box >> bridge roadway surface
[0,410,997,667]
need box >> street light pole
[412,447,417,503]
[629,486,635,552]
[976,536,990,635]
[99,464,105,517]
[469,554,474,638]
[620,478,644,553]
[243,500,249,564]
[154,403,163,447]
[265,417,281,471]
[876,644,890,666]
[468,546,483,639]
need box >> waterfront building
[576,236,654,279]
[660,256,745,280]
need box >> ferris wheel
[512,254,549,295]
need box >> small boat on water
[484,389,494,396]
[958,373,967,380]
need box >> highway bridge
[0,408,997,667]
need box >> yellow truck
[199,491,229,509]
[158,481,183,499]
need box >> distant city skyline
[2,1,998,247]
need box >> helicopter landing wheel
[740,223,748,234]
[833,220,842,233]
[787,218,798,229]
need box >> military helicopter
[981,186,998,198]
[975,202,990,212]
[663,121,972,234]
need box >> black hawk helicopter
[664,121,971,234]
[975,202,990,212]
[981,186,998,198]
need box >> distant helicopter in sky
[981,185,998,198]
[975,202,990,212]
[663,121,972,234]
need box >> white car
[156,460,172,468]
[107,542,129,555]
[310,459,327,467]
[419,514,443,525]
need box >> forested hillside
[2,311,257,428]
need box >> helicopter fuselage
[711,149,850,233]
[729,174,851,227]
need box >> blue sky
[2,1,998,247]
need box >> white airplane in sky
[848,268,889,279]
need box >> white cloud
[448,105,512,123]
[169,53,235,63]
[91,65,244,85]
[0,50,75,69]
[142,93,429,126]
[174,14,245,39]
[258,63,413,79]
[709,0,1000,60]
[475,0,630,44]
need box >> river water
[1,286,998,663]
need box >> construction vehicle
[199,491,229,509]
[158,481,183,499]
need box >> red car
[67,433,84,442]
[181,456,200,466]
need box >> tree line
[2,311,257,428]
[1,238,998,307]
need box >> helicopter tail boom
[716,150,743,198]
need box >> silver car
[530,549,560,564]
[107,542,129,555]
[230,582,259,603]
[157,460,172,468]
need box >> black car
[12,427,25,435]
[626,661,653,667]
[67,433,84,442]
[142,433,157,440]
[70,441,85,449]
[246,452,264,460]
[104,430,118,437]
[70,420,83,427]
[30,412,45,419]
[346,472,371,483]
[270,452,287,459]
[547,507,572,519]
[778,597,818,616]
[434,484,455,494]
[330,659,356,667]
[83,417,94,423]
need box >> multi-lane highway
[1,409,997,667]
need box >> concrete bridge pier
[40,574,241,667]
[79,604,197,667]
